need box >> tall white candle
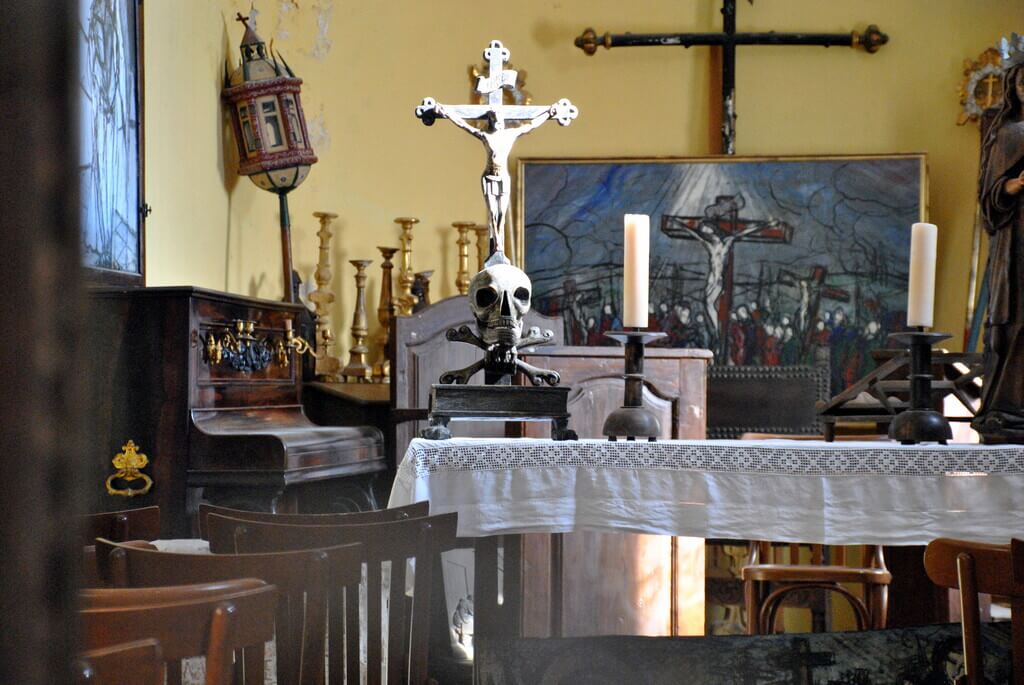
[907,222,937,328]
[623,214,650,328]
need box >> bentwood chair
[81,506,161,545]
[197,501,429,539]
[924,537,1024,685]
[742,541,891,634]
[79,579,277,685]
[94,537,362,685]
[207,511,458,685]
[81,506,162,587]
[73,639,164,685]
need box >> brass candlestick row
[453,221,474,295]
[374,246,399,383]
[309,211,342,380]
[395,217,419,316]
[343,259,374,382]
[474,224,490,271]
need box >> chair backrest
[94,537,362,685]
[708,362,830,439]
[390,295,564,459]
[197,501,429,540]
[81,506,161,545]
[79,579,277,685]
[924,537,1024,685]
[207,512,459,685]
[73,639,164,685]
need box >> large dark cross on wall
[574,0,888,154]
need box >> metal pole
[279,192,296,303]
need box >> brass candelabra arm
[201,320,273,373]
[286,329,319,358]
[275,339,290,368]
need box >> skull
[468,263,532,346]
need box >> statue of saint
[972,61,1024,442]
[434,104,556,260]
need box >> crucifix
[574,0,888,153]
[778,265,851,337]
[416,40,579,265]
[662,194,792,358]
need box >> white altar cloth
[388,437,1024,545]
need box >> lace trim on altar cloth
[404,438,1024,478]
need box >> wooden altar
[519,345,712,637]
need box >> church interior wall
[143,0,1018,357]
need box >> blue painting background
[521,157,924,391]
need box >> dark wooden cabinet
[89,286,386,536]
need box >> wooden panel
[518,347,709,637]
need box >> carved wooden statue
[973,53,1024,443]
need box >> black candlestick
[887,330,953,445]
[602,328,667,441]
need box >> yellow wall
[144,0,1022,358]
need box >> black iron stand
[422,385,577,441]
[602,328,668,441]
[887,330,953,445]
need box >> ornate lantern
[223,13,317,302]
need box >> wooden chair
[197,501,429,539]
[73,639,164,685]
[79,579,277,685]
[207,511,459,685]
[924,537,1024,685]
[742,542,891,634]
[81,506,161,545]
[93,537,362,685]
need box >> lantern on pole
[223,13,317,303]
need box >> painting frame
[515,154,928,390]
[79,0,146,286]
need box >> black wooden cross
[574,0,888,154]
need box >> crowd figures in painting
[521,157,924,391]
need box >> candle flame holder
[887,330,953,445]
[602,328,667,441]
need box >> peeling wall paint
[274,0,298,42]
[301,0,333,61]
[306,106,331,153]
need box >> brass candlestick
[309,211,342,380]
[474,224,490,271]
[342,259,373,382]
[373,246,398,383]
[395,217,419,316]
[453,221,474,295]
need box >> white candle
[623,214,650,328]
[907,222,937,328]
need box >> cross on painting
[518,156,925,392]
[662,194,794,359]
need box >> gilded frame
[514,154,928,389]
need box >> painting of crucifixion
[516,156,926,392]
